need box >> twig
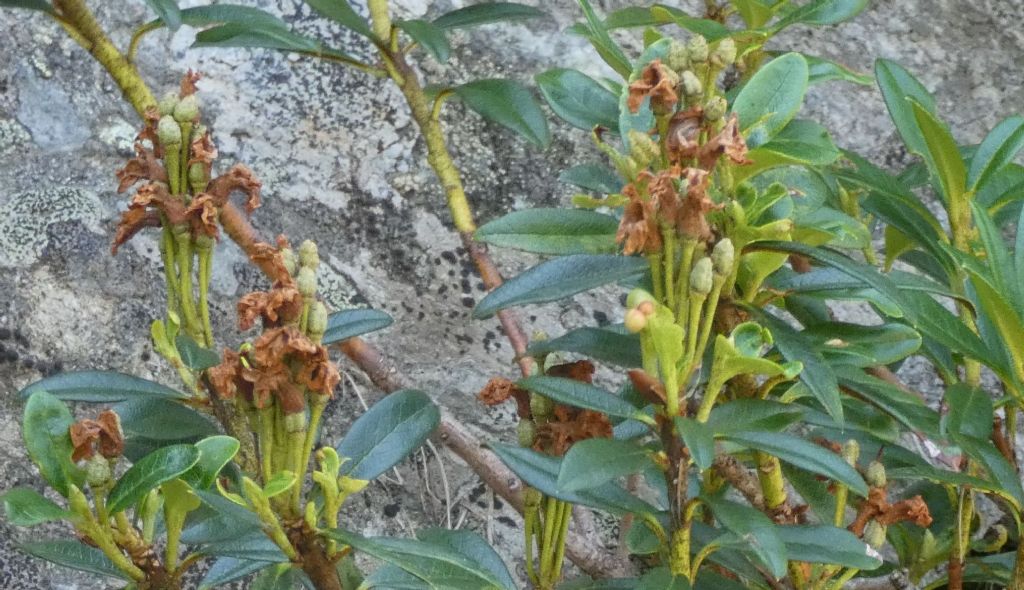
[425,439,453,529]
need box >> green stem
[539,496,559,582]
[179,121,192,199]
[367,0,392,42]
[197,244,214,348]
[663,228,677,311]
[160,225,179,317]
[550,501,572,586]
[288,428,307,516]
[696,372,727,423]
[260,406,275,483]
[827,568,858,590]
[174,229,201,340]
[649,252,665,302]
[833,484,848,528]
[675,240,697,325]
[524,503,540,587]
[687,275,725,378]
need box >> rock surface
[1,0,1023,588]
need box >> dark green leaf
[575,0,632,78]
[397,19,450,62]
[536,68,619,132]
[476,208,619,255]
[740,119,839,181]
[172,5,286,29]
[706,399,804,435]
[724,431,868,496]
[364,565,430,589]
[201,531,291,562]
[704,496,788,578]
[803,54,873,86]
[107,444,200,513]
[559,163,624,194]
[835,368,941,438]
[322,308,393,345]
[777,525,882,570]
[416,528,517,590]
[636,567,692,590]
[433,2,544,29]
[474,255,647,318]
[731,53,809,144]
[648,5,731,40]
[251,564,307,590]
[806,322,921,367]
[954,435,1024,509]
[337,390,440,480]
[772,0,868,31]
[184,436,240,489]
[193,23,355,60]
[728,0,776,28]
[114,398,219,441]
[875,59,936,156]
[453,79,550,148]
[19,370,187,402]
[19,540,129,580]
[527,326,641,368]
[22,391,81,497]
[1,488,72,526]
[557,438,653,491]
[304,0,373,37]
[183,491,262,544]
[968,115,1024,191]
[675,417,714,471]
[910,99,967,204]
[175,335,221,371]
[944,384,993,441]
[782,464,836,523]
[144,0,182,31]
[0,0,53,13]
[517,376,641,420]
[199,557,271,590]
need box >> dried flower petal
[180,69,202,97]
[207,164,261,213]
[69,410,124,462]
[627,60,679,114]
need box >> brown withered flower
[666,107,704,163]
[699,114,751,169]
[249,236,294,286]
[478,377,531,419]
[116,141,167,193]
[536,406,613,456]
[849,487,933,536]
[70,410,124,462]
[627,60,679,115]
[208,348,252,402]
[296,345,342,397]
[617,190,661,256]
[677,167,715,241]
[205,164,261,214]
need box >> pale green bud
[687,35,709,63]
[530,394,554,419]
[626,288,656,309]
[689,257,713,295]
[158,91,179,116]
[865,461,887,488]
[299,240,320,269]
[711,238,734,275]
[517,420,537,447]
[297,266,317,298]
[284,411,308,433]
[173,95,200,123]
[841,439,860,465]
[681,71,703,98]
[666,40,689,72]
[188,162,207,190]
[308,302,329,337]
[864,521,887,549]
[919,529,938,561]
[85,455,112,488]
[712,38,737,67]
[281,247,297,276]
[704,96,728,122]
[157,115,182,146]
[627,130,660,168]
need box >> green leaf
[251,564,306,590]
[337,390,440,480]
[396,19,450,62]
[724,431,868,496]
[144,0,182,31]
[183,491,262,544]
[114,398,219,441]
[364,565,430,589]
[477,208,619,255]
[647,6,732,41]
[968,116,1024,191]
[19,540,130,580]
[304,0,373,37]
[488,444,656,516]
[322,308,393,345]
[22,391,82,497]
[453,79,550,148]
[675,417,714,471]
[772,0,868,31]
[193,23,355,61]
[168,5,286,29]
[517,376,641,420]
[1,488,72,526]
[737,119,839,182]
[433,2,545,29]
[704,496,788,578]
[636,567,692,590]
[262,471,297,498]
[175,335,220,371]
[536,68,620,132]
[526,326,642,368]
[107,444,200,513]
[731,53,809,145]
[200,531,291,562]
[185,436,240,489]
[199,557,271,590]
[557,438,653,492]
[777,525,882,570]
[835,368,941,438]
[954,435,1024,509]
[328,529,514,590]
[729,0,776,28]
[575,0,632,78]
[944,384,993,441]
[473,254,647,318]
[875,59,936,156]
[803,54,873,86]
[416,528,517,590]
[706,399,804,435]
[0,0,53,13]
[559,163,624,194]
[19,370,187,402]
[806,322,921,367]
[910,99,967,204]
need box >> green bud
[689,257,713,295]
[284,411,308,433]
[242,476,266,505]
[919,529,938,561]
[157,115,182,146]
[841,439,860,466]
[85,455,112,488]
[624,308,648,333]
[188,162,207,191]
[530,394,554,419]
[299,240,320,269]
[68,484,92,519]
[704,96,728,122]
[297,266,317,298]
[626,288,657,309]
[666,40,689,72]
[308,301,329,338]
[173,95,200,123]
[864,521,887,549]
[517,420,537,447]
[281,247,298,276]
[687,35,709,63]
[304,500,318,529]
[627,129,660,169]
[711,238,734,276]
[681,71,703,98]
[865,461,887,488]
[712,38,737,67]
[158,91,179,116]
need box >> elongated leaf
[329,529,514,590]
[19,540,129,580]
[185,436,240,489]
[1,0,54,12]
[433,2,544,29]
[738,119,839,182]
[364,565,430,589]
[557,438,652,491]
[201,531,291,562]
[772,0,867,31]
[322,308,393,345]
[107,444,200,513]
[649,5,732,40]
[476,208,619,255]
[911,99,966,204]
[144,0,181,31]
[576,0,632,78]
[304,0,372,37]
[416,528,517,590]
[704,496,788,578]
[22,391,81,497]
[706,399,804,434]
[397,19,450,62]
[19,370,187,402]
[474,254,647,318]
[537,68,619,132]
[777,525,882,570]
[802,54,873,86]
[835,368,941,438]
[183,491,262,544]
[337,389,439,480]
[944,384,993,441]
[875,59,936,156]
[675,417,714,471]
[559,163,624,194]
[518,376,641,420]
[114,397,219,441]
[154,4,286,30]
[731,53,808,145]
[636,567,692,589]
[193,24,356,60]
[807,322,921,367]
[199,557,271,589]
[453,79,550,148]
[954,434,1024,509]
[174,335,220,371]
[526,326,642,368]
[724,431,868,496]
[968,116,1024,191]
[1,488,72,526]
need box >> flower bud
[711,238,734,275]
[85,455,112,488]
[681,71,703,98]
[517,419,537,446]
[626,288,656,309]
[864,521,887,549]
[689,257,713,295]
[68,484,91,518]
[712,38,737,67]
[627,130,660,169]
[188,162,208,191]
[173,94,200,123]
[841,439,860,465]
[666,40,689,72]
[530,394,554,419]
[308,301,329,337]
[704,96,728,122]
[158,91,179,116]
[297,266,317,298]
[920,529,938,560]
[157,115,182,146]
[687,35,709,63]
[624,308,648,333]
[281,247,297,276]
[865,461,887,488]
[284,410,308,433]
[299,240,320,269]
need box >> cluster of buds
[69,410,125,489]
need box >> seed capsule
[281,247,298,276]
[308,301,329,337]
[687,35,709,63]
[841,439,860,465]
[865,461,887,488]
[517,420,537,446]
[85,455,112,488]
[711,238,734,275]
[681,71,703,98]
[689,257,713,295]
[299,240,320,269]
[864,521,887,549]
[173,95,200,123]
[627,129,660,169]
[158,91,179,116]
[626,288,656,309]
[704,96,728,122]
[712,38,737,67]
[297,266,317,298]
[157,115,182,146]
[530,394,554,419]
[666,40,689,72]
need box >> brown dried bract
[116,142,167,193]
[546,360,595,383]
[189,131,218,169]
[627,60,679,114]
[180,69,202,97]
[666,107,704,163]
[186,193,220,239]
[296,345,341,398]
[536,406,613,456]
[206,164,261,213]
[478,377,531,419]
[69,410,124,462]
[249,236,295,287]
[237,286,303,331]
[678,167,715,241]
[700,114,750,169]
[628,369,667,405]
[112,183,183,254]
[617,189,661,255]
[849,487,933,536]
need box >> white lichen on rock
[0,188,104,267]
[0,118,31,157]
